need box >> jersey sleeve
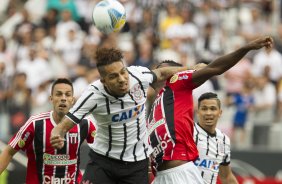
[66,85,98,124]
[8,118,34,151]
[220,134,231,166]
[86,118,96,143]
[167,70,197,90]
[128,66,156,84]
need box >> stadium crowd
[0,0,282,149]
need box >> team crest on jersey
[18,139,25,148]
[130,84,143,101]
[91,131,96,138]
[69,133,78,144]
[18,132,30,148]
[170,74,178,83]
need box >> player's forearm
[221,174,238,184]
[207,46,250,75]
[154,66,188,82]
[0,146,16,175]
[57,117,76,136]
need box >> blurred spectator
[0,35,14,77]
[226,81,254,148]
[39,8,58,33]
[252,75,276,147]
[47,0,80,21]
[252,46,282,86]
[135,37,154,68]
[224,58,253,96]
[195,22,224,62]
[16,47,53,90]
[159,2,183,49]
[6,73,31,134]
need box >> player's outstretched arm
[192,36,273,86]
[152,66,188,83]
[219,165,238,184]
[50,117,76,149]
[0,145,17,175]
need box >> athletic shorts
[152,161,204,184]
[81,150,149,184]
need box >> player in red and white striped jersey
[0,78,96,184]
[147,36,273,184]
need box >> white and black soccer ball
[92,0,126,34]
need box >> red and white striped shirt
[8,111,96,184]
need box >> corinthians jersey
[66,66,156,161]
[8,111,96,184]
[194,122,231,184]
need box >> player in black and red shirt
[147,36,273,184]
[0,78,96,184]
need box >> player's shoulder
[28,111,51,123]
[127,65,150,74]
[215,128,231,144]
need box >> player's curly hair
[95,47,124,67]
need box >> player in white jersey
[194,92,238,184]
[50,47,189,184]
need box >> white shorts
[152,161,204,184]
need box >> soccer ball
[92,0,126,34]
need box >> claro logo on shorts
[43,173,75,184]
[43,153,77,166]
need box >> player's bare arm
[50,117,76,149]
[219,165,238,184]
[152,66,188,83]
[192,36,273,86]
[0,145,17,174]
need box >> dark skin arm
[192,36,273,86]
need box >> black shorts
[81,150,149,184]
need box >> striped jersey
[194,122,231,184]
[66,66,156,161]
[8,111,96,184]
[147,70,199,171]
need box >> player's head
[96,47,129,97]
[156,60,182,68]
[50,78,74,117]
[197,92,222,132]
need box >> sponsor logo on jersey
[18,132,30,148]
[43,153,77,166]
[169,74,178,83]
[151,132,174,158]
[148,119,165,135]
[178,75,188,80]
[112,104,144,122]
[194,158,220,171]
[130,84,143,101]
[43,172,75,184]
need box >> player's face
[101,61,129,97]
[50,83,74,116]
[197,99,222,132]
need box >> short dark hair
[156,60,182,68]
[51,78,73,95]
[198,92,221,109]
[95,47,123,68]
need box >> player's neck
[52,112,65,124]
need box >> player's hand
[50,127,65,149]
[245,36,273,50]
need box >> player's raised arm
[192,36,273,86]
[152,65,188,83]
